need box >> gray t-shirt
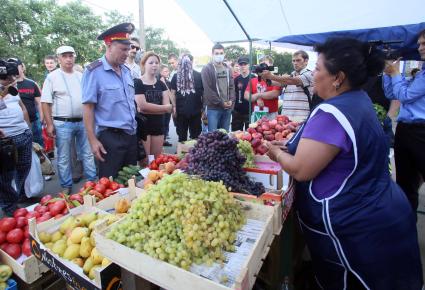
[0,94,29,137]
[41,69,83,118]
[214,64,230,102]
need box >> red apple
[35,205,49,215]
[40,194,53,205]
[247,128,256,135]
[251,138,262,148]
[256,144,268,155]
[275,132,284,141]
[13,208,28,218]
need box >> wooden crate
[83,179,144,213]
[28,206,121,290]
[94,201,277,290]
[0,249,49,284]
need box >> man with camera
[201,43,235,131]
[244,55,281,120]
[41,45,96,194]
[0,59,33,215]
[383,28,425,213]
[261,50,313,122]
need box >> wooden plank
[95,201,277,290]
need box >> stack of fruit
[107,173,246,270]
[148,154,180,170]
[76,178,125,202]
[143,162,177,189]
[187,131,265,196]
[37,213,115,280]
[0,264,12,290]
[234,115,298,155]
[115,165,142,186]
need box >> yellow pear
[66,238,75,246]
[90,247,103,265]
[52,240,67,257]
[79,237,93,258]
[63,244,81,260]
[83,257,94,274]
[101,257,111,267]
[90,231,96,247]
[38,232,51,243]
[50,231,63,243]
[59,216,76,234]
[88,220,100,231]
[69,227,89,244]
[45,242,54,250]
[89,265,101,280]
[72,258,84,267]
[81,212,98,227]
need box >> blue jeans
[31,112,44,147]
[207,109,231,132]
[54,120,96,188]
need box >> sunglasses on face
[131,45,140,51]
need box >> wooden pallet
[95,201,277,290]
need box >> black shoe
[163,141,172,147]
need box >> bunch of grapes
[187,131,265,196]
[237,140,256,168]
[106,173,246,270]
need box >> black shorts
[137,114,164,141]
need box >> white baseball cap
[56,45,75,55]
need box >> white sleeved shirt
[0,94,29,137]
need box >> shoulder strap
[86,60,102,71]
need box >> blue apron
[286,90,423,290]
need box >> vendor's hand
[164,104,172,113]
[265,142,284,162]
[384,58,402,76]
[89,137,107,162]
[172,106,177,118]
[270,140,288,152]
[46,123,56,138]
[223,100,233,109]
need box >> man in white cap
[41,45,96,194]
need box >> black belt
[53,117,82,122]
[104,127,125,133]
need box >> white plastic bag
[25,150,44,198]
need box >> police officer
[82,23,138,178]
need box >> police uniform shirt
[82,55,137,135]
[41,69,83,118]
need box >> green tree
[145,27,180,63]
[224,44,247,62]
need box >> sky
[60,0,214,56]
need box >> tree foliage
[0,0,183,83]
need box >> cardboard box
[29,206,121,290]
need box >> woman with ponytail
[266,38,423,289]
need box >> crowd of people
[0,21,424,288]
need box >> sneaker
[44,176,52,181]
[163,141,172,147]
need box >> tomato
[84,181,96,189]
[0,217,16,233]
[94,183,106,194]
[49,201,66,216]
[150,161,158,170]
[69,194,83,204]
[25,211,40,220]
[40,194,53,205]
[15,216,27,228]
[35,205,49,215]
[103,189,115,198]
[22,239,31,256]
[99,177,111,188]
[4,244,21,259]
[62,207,69,215]
[6,228,24,244]
[0,243,8,251]
[0,231,5,244]
[109,181,120,191]
[13,208,28,218]
[36,212,52,224]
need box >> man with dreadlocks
[170,54,203,142]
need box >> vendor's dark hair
[419,28,425,39]
[314,38,385,89]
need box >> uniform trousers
[394,122,425,212]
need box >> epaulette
[86,60,102,71]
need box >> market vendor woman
[266,38,423,289]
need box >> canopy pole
[222,0,254,124]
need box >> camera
[252,63,276,86]
[0,59,19,80]
[368,40,403,60]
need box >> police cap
[97,23,135,45]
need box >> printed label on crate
[30,235,121,290]
[189,219,265,287]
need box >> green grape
[107,173,246,270]
[237,140,256,168]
